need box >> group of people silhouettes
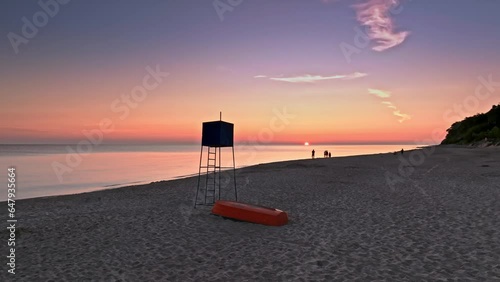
[311,149,331,159]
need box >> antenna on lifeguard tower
[194,112,237,208]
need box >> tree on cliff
[442,104,500,145]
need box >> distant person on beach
[312,149,315,159]
[401,148,404,155]
[324,150,328,158]
[328,152,331,158]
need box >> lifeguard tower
[194,113,237,208]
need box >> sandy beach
[2,145,500,281]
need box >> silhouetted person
[324,150,328,158]
[401,148,404,155]
[328,152,331,158]
[312,149,315,159]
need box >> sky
[1,0,500,145]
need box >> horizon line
[0,141,436,146]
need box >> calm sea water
[0,144,421,201]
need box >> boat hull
[212,200,288,226]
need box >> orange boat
[212,200,288,226]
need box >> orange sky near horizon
[2,66,498,145]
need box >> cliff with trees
[441,104,500,145]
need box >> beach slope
[3,146,500,280]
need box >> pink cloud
[353,0,410,51]
[256,72,368,83]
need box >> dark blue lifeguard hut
[194,113,237,208]
[201,121,234,148]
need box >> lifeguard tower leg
[232,146,237,201]
[194,145,204,208]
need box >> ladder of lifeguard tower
[204,146,221,204]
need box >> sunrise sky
[1,0,499,145]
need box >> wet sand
[3,145,500,281]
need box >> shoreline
[0,144,428,204]
[1,143,424,202]
[3,145,433,203]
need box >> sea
[0,144,423,201]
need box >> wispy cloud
[392,110,411,123]
[256,72,367,83]
[353,0,410,51]
[254,75,267,78]
[368,88,391,98]
[368,88,411,123]
[382,101,397,109]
